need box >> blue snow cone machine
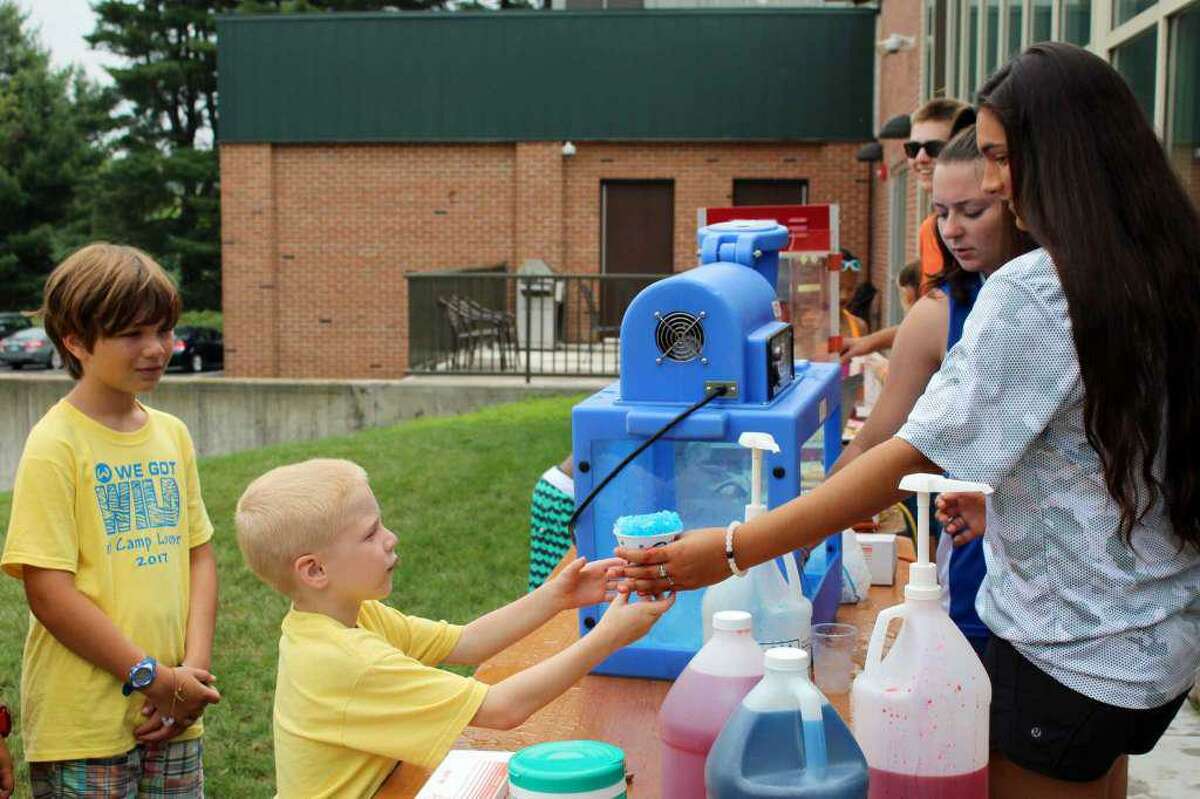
[572,220,843,680]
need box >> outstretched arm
[620,437,937,593]
[445,557,622,666]
[470,591,673,730]
[832,295,947,474]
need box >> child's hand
[0,737,13,799]
[936,492,988,546]
[545,556,625,611]
[594,591,676,650]
[136,665,220,743]
[839,336,875,364]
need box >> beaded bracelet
[725,521,746,577]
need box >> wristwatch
[122,656,158,696]
[0,703,11,738]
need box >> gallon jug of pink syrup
[659,610,764,799]
[851,474,994,798]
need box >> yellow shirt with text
[1,400,213,761]
[273,602,489,799]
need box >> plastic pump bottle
[850,473,993,798]
[701,433,812,653]
[659,610,765,799]
[706,647,868,798]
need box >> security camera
[876,33,916,54]
[561,141,576,158]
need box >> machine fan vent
[655,311,705,362]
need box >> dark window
[732,179,809,206]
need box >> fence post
[523,276,532,384]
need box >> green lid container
[508,740,626,797]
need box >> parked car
[170,326,223,373]
[0,312,32,340]
[0,327,63,370]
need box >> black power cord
[568,384,730,542]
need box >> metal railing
[406,271,668,380]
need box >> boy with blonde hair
[236,458,673,799]
[2,244,220,797]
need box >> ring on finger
[161,716,176,727]
[657,564,668,579]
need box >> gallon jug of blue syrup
[706,647,868,799]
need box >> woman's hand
[616,527,729,594]
[936,492,988,546]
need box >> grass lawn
[0,394,582,797]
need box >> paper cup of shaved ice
[613,511,685,551]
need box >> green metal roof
[217,9,876,144]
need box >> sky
[18,0,124,84]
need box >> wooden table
[380,549,911,798]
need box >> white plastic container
[706,648,869,799]
[659,610,765,799]
[850,474,993,798]
[701,433,813,654]
[840,529,873,602]
[855,532,897,587]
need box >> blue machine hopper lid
[705,219,781,233]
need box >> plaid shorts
[30,738,204,798]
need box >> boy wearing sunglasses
[840,98,971,363]
[909,98,970,288]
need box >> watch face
[0,704,11,738]
[132,663,155,688]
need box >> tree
[85,0,540,311]
[86,2,240,310]
[0,1,115,311]
[86,1,452,311]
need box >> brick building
[217,9,877,378]
[871,0,1200,325]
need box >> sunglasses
[904,139,946,158]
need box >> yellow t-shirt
[1,400,213,761]
[274,601,489,799]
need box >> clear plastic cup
[812,622,857,694]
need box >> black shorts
[985,636,1190,782]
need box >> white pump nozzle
[736,433,805,604]
[738,432,780,522]
[899,473,993,600]
[898,474,994,495]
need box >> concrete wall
[0,375,602,492]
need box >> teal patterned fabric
[528,469,574,592]
[899,248,1200,710]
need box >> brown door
[601,180,674,330]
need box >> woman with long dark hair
[619,42,1200,797]
[831,124,1035,659]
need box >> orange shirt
[918,214,945,293]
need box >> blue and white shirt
[898,248,1200,709]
